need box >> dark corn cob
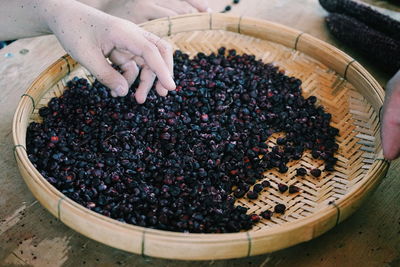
[326,13,400,74]
[319,0,400,41]
[387,0,400,5]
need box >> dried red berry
[250,214,260,222]
[260,210,272,219]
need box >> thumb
[80,50,129,97]
[185,0,209,12]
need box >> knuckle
[143,43,158,55]
[158,40,172,53]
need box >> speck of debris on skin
[20,49,29,55]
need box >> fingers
[134,55,168,98]
[109,49,139,86]
[154,39,174,90]
[118,31,176,91]
[158,0,198,14]
[156,81,169,96]
[109,49,166,100]
[184,0,210,12]
[382,71,400,160]
[80,48,129,97]
[120,61,140,87]
[142,33,174,78]
[148,4,178,20]
[135,66,156,104]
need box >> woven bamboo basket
[12,13,389,260]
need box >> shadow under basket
[12,13,389,260]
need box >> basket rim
[12,13,389,259]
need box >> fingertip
[383,149,398,161]
[110,90,118,98]
[156,82,169,96]
[135,93,146,104]
[163,77,176,91]
[115,85,129,97]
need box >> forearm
[74,0,107,11]
[0,0,105,41]
[0,0,54,40]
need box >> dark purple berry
[296,168,307,176]
[253,184,263,193]
[278,183,288,193]
[261,180,270,188]
[276,137,286,145]
[278,164,289,173]
[288,185,300,194]
[310,168,322,177]
[260,210,272,219]
[247,191,258,200]
[274,204,286,214]
[250,214,260,223]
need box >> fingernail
[206,8,213,13]
[116,85,125,96]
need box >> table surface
[1,0,400,266]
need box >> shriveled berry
[276,137,286,145]
[274,204,286,214]
[278,164,289,173]
[234,188,246,198]
[260,210,272,219]
[253,184,263,193]
[38,107,51,117]
[310,168,322,177]
[247,191,258,200]
[296,168,307,176]
[250,214,260,222]
[289,185,300,194]
[261,180,271,188]
[160,132,171,140]
[278,183,288,193]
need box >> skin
[0,0,209,103]
[96,0,211,24]
[381,70,400,160]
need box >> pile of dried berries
[26,48,339,233]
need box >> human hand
[381,70,400,160]
[45,0,175,103]
[101,0,210,24]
